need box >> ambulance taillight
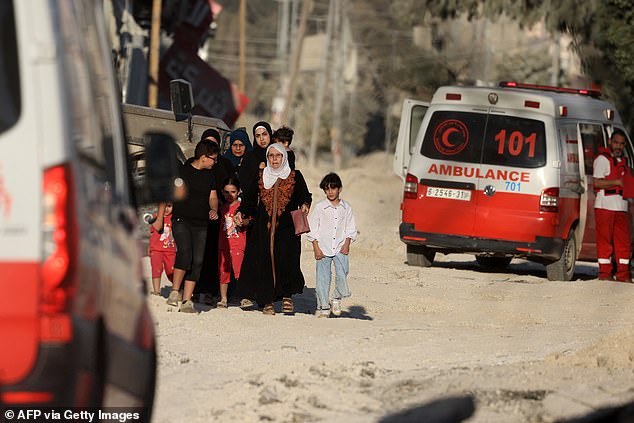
[539,187,559,212]
[404,174,418,199]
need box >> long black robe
[196,155,235,298]
[238,170,312,305]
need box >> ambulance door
[416,109,484,238]
[393,99,429,179]
[577,123,605,260]
[559,124,585,257]
[471,111,548,242]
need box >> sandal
[262,303,275,315]
[282,297,294,315]
[217,299,227,308]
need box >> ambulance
[0,0,174,416]
[394,82,634,281]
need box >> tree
[387,0,634,132]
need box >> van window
[409,105,428,154]
[560,124,580,176]
[421,111,546,168]
[579,123,603,175]
[0,1,20,135]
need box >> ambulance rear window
[0,1,20,135]
[421,111,546,168]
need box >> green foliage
[386,0,634,131]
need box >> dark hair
[200,128,221,143]
[221,176,241,191]
[612,128,627,140]
[273,125,294,146]
[252,121,273,138]
[319,172,342,190]
[194,139,220,159]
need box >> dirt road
[148,153,634,422]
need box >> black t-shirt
[172,159,216,226]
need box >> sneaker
[331,299,342,317]
[166,290,180,307]
[316,309,330,318]
[179,300,197,313]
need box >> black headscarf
[200,128,221,143]
[239,121,273,187]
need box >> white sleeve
[344,205,357,242]
[593,155,610,179]
[306,207,320,242]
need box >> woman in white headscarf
[235,143,311,315]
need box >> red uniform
[593,149,630,281]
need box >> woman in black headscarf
[238,121,273,189]
[196,128,234,304]
[223,128,253,180]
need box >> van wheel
[546,232,577,281]
[407,245,435,267]
[476,256,512,269]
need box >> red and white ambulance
[394,82,634,281]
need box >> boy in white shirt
[307,173,358,317]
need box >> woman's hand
[209,209,218,220]
[301,203,310,215]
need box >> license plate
[426,187,471,201]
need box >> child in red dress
[217,178,249,308]
[149,203,176,295]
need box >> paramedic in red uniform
[593,128,631,282]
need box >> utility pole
[308,0,334,167]
[280,0,312,125]
[331,0,343,170]
[147,0,162,108]
[239,0,247,92]
[551,31,561,86]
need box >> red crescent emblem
[441,127,459,148]
[433,120,469,155]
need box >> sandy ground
[146,153,634,423]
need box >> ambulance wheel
[475,256,512,269]
[546,232,577,281]
[407,245,435,267]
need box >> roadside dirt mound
[545,329,634,369]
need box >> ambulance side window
[409,105,428,153]
[579,123,604,175]
[0,1,20,136]
[560,124,579,175]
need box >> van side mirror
[170,79,195,142]
[143,132,181,203]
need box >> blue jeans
[315,253,350,310]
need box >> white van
[0,1,170,416]
[394,82,634,281]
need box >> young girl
[217,177,249,308]
[148,202,176,296]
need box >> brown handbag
[290,209,310,235]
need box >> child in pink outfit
[149,203,176,295]
[217,178,249,308]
